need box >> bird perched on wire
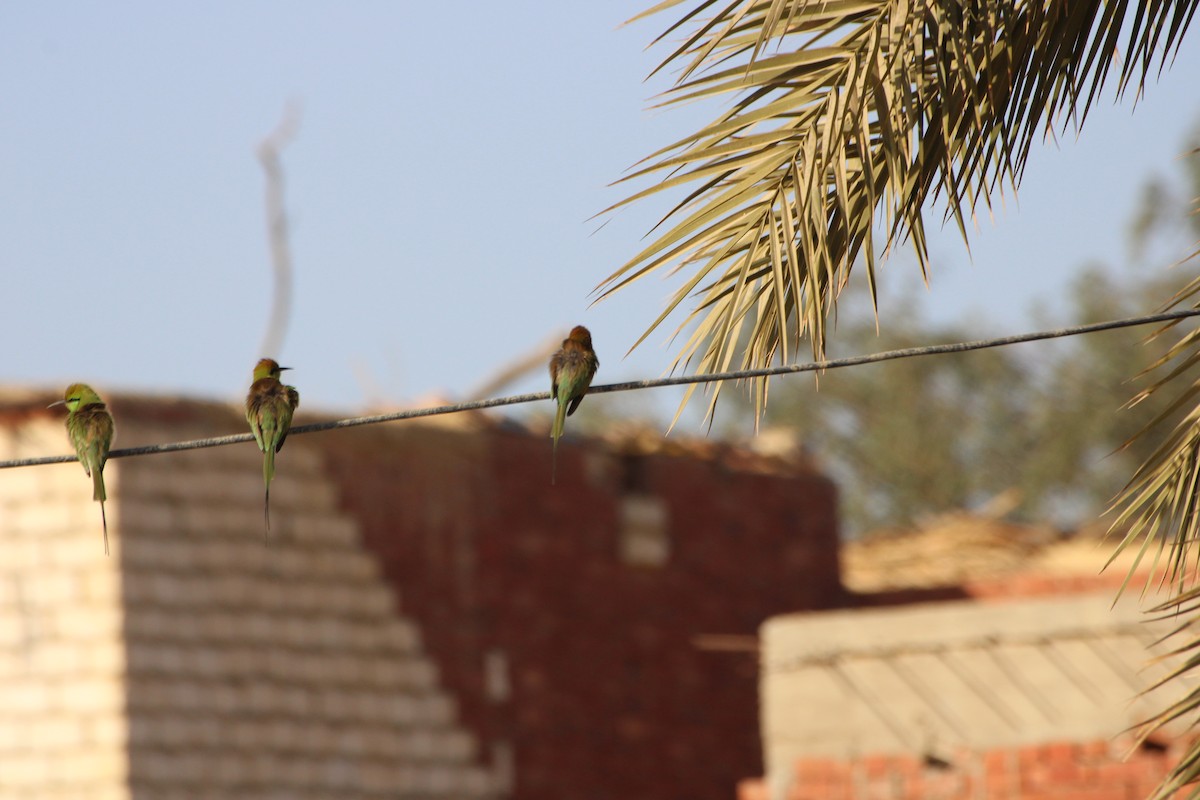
[549,325,599,484]
[245,358,299,536]
[51,384,115,554]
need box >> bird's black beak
[47,399,65,409]
[279,367,292,372]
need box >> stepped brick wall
[320,415,842,800]
[0,391,844,800]
[0,394,498,800]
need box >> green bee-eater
[549,325,599,484]
[51,383,115,554]
[245,358,299,535]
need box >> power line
[4,307,1200,471]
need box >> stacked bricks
[0,391,844,800]
[736,738,1192,800]
[321,419,843,800]
[0,394,498,800]
[0,413,129,800]
[964,572,1149,601]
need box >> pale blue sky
[2,4,1199,421]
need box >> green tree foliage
[756,304,1031,531]
[743,123,1200,537]
[742,258,1192,535]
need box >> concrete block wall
[749,585,1200,800]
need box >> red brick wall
[321,422,841,800]
[737,738,1191,800]
[963,571,1148,600]
[844,572,1147,610]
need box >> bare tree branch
[257,102,301,359]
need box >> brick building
[0,390,841,800]
[741,518,1198,800]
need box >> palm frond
[601,0,1198,419]
[1129,579,1200,799]
[1110,263,1200,799]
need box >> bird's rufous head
[252,358,290,381]
[567,325,593,349]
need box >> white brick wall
[0,418,130,800]
[0,402,499,800]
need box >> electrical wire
[4,307,1199,470]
